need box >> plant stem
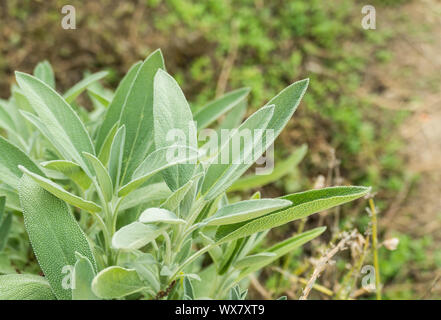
[369,198,382,300]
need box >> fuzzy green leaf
[15,72,95,175]
[72,252,100,300]
[95,61,142,153]
[19,166,101,213]
[229,144,307,192]
[201,105,275,200]
[0,274,56,300]
[204,199,291,226]
[112,222,163,250]
[33,60,55,89]
[18,175,96,300]
[63,71,108,104]
[108,125,126,189]
[118,145,198,197]
[41,160,92,190]
[92,266,145,299]
[119,50,165,184]
[153,69,197,191]
[83,152,113,202]
[194,88,250,130]
[215,186,370,244]
[139,208,185,225]
[0,136,43,189]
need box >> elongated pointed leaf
[194,87,250,130]
[0,136,43,189]
[204,199,291,226]
[41,160,92,190]
[215,186,370,244]
[95,61,142,153]
[72,252,100,300]
[19,166,101,213]
[0,184,20,211]
[97,123,119,166]
[118,145,198,197]
[201,105,275,200]
[112,222,162,250]
[92,266,145,299]
[119,182,170,211]
[18,175,96,300]
[108,125,125,189]
[33,60,55,89]
[139,208,185,225]
[0,274,56,300]
[153,69,197,191]
[83,152,113,202]
[0,196,11,251]
[229,144,307,192]
[15,72,95,175]
[120,50,165,184]
[160,173,202,212]
[240,227,326,277]
[234,253,276,269]
[63,71,108,103]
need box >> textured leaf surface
[33,60,55,89]
[153,69,197,191]
[0,274,56,300]
[201,105,274,200]
[119,50,165,184]
[18,175,96,300]
[83,152,113,202]
[20,166,101,213]
[92,266,145,299]
[215,186,369,244]
[229,144,307,192]
[204,199,292,226]
[118,145,198,197]
[194,88,250,130]
[72,252,99,300]
[112,222,162,250]
[41,160,91,190]
[139,208,185,225]
[0,136,43,189]
[95,61,142,152]
[16,72,95,175]
[63,71,108,103]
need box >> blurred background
[0,0,440,299]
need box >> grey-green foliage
[0,50,370,300]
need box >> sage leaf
[15,72,95,175]
[0,274,56,300]
[108,125,126,189]
[33,60,55,89]
[118,145,199,197]
[83,152,113,202]
[41,160,92,190]
[95,61,142,153]
[119,50,165,184]
[112,222,163,250]
[72,252,100,300]
[201,104,275,200]
[234,252,276,269]
[215,186,370,244]
[63,71,108,104]
[194,87,250,130]
[153,69,197,191]
[204,199,292,226]
[92,266,146,299]
[19,166,101,213]
[229,144,307,192]
[0,136,43,189]
[139,208,185,225]
[18,175,96,300]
